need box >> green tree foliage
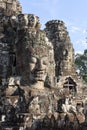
[75,49,87,83]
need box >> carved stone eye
[43,61,47,65]
[30,57,37,64]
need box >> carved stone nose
[37,60,43,68]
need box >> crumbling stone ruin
[0,0,87,130]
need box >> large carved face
[16,31,55,87]
[28,46,49,83]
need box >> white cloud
[70,26,81,32]
[76,39,87,47]
[73,39,87,54]
[75,50,83,55]
[65,21,87,35]
[82,29,87,34]
[68,25,86,34]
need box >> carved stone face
[18,14,28,29]
[28,14,37,28]
[10,15,17,28]
[16,31,55,87]
[29,54,48,83]
[2,16,9,26]
[58,29,67,42]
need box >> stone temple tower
[45,20,85,98]
[45,20,76,79]
[0,0,22,85]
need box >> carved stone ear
[44,74,51,88]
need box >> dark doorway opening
[63,77,77,96]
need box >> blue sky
[19,0,87,54]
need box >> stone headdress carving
[45,20,68,42]
[17,13,41,30]
[25,30,53,56]
[0,0,22,16]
